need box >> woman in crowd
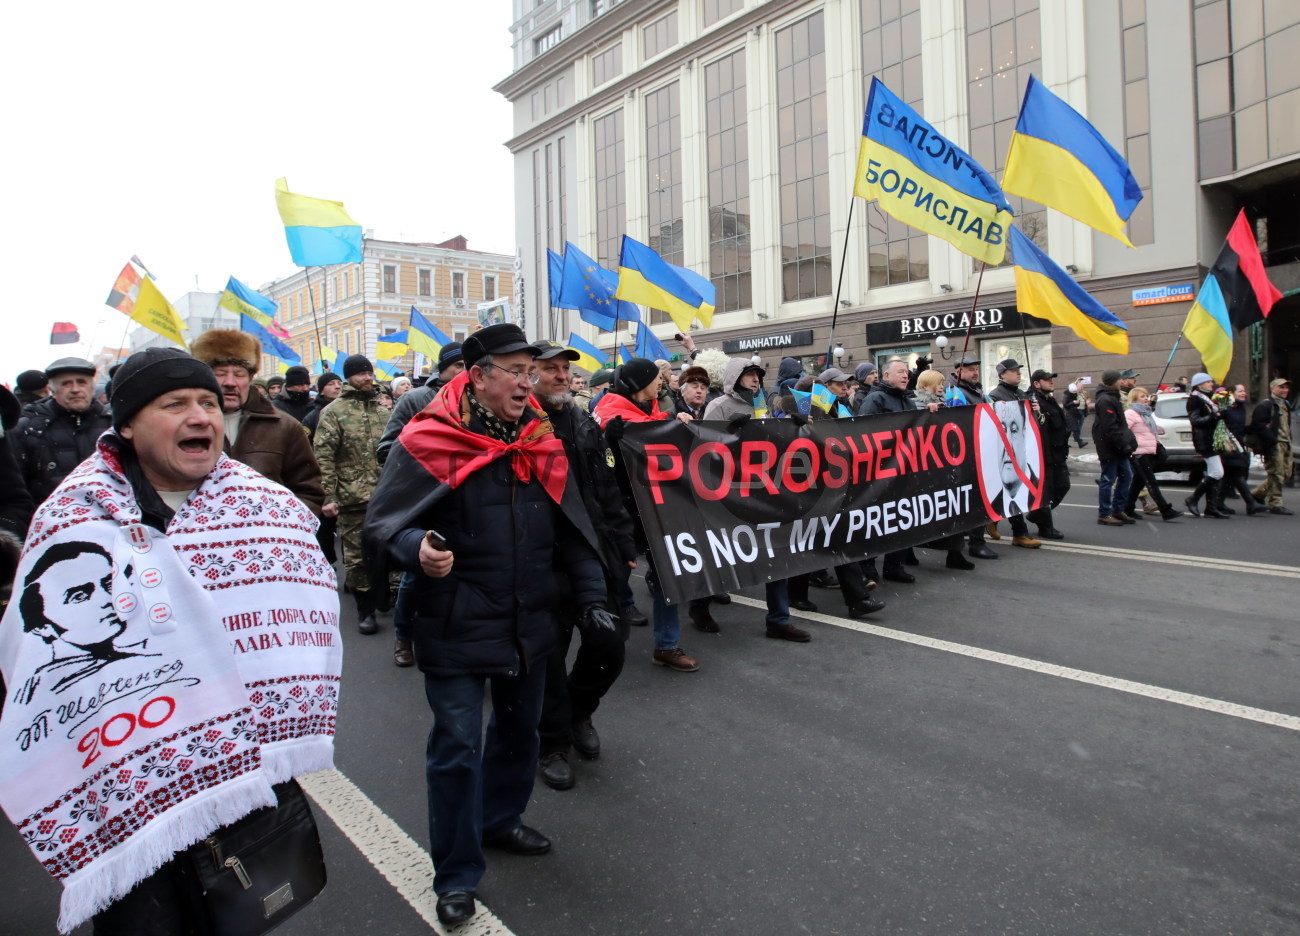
[1122,387,1182,521]
[1183,373,1229,518]
[1216,383,1267,515]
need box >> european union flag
[557,241,640,331]
[548,249,565,307]
[634,324,669,361]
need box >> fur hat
[693,348,730,389]
[191,329,261,375]
[680,366,711,387]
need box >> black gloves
[604,416,625,443]
[788,413,809,427]
[580,603,619,632]
[726,413,752,433]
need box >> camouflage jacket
[313,388,387,508]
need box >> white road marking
[1005,539,1300,579]
[729,595,1300,733]
[298,768,518,936]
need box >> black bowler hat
[463,324,536,368]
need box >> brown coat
[228,386,325,517]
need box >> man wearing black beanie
[313,354,389,634]
[273,365,314,423]
[302,372,343,440]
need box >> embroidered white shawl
[0,437,341,932]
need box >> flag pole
[958,262,988,359]
[304,265,326,370]
[1154,333,1183,394]
[825,197,858,364]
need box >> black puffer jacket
[987,380,1028,403]
[377,409,606,678]
[1091,385,1137,460]
[13,397,112,505]
[1030,387,1070,466]
[272,389,314,423]
[858,383,914,415]
[1185,390,1222,457]
[547,401,637,571]
[1222,401,1251,468]
[301,394,333,440]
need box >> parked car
[1151,391,1202,475]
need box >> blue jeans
[1097,457,1133,517]
[393,572,414,642]
[423,665,546,895]
[764,580,790,630]
[644,565,680,651]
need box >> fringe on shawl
[56,771,277,933]
[260,736,336,785]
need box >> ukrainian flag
[374,360,402,380]
[672,264,716,328]
[810,383,835,413]
[1002,76,1143,247]
[220,277,287,337]
[1009,226,1129,355]
[376,330,410,359]
[1182,276,1233,383]
[855,78,1013,265]
[408,308,452,359]
[319,343,346,374]
[567,332,609,374]
[275,177,363,267]
[615,236,707,332]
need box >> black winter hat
[614,357,660,396]
[342,355,373,379]
[283,365,311,387]
[110,348,221,431]
[317,372,342,394]
[16,370,48,393]
[462,324,534,368]
[437,342,464,372]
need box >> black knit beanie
[317,372,342,394]
[614,357,661,397]
[110,348,222,431]
[342,354,373,379]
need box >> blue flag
[558,241,640,331]
[634,324,669,361]
[548,249,565,307]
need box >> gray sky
[0,1,516,381]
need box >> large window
[594,109,626,269]
[646,82,683,324]
[862,0,927,286]
[535,25,562,56]
[452,272,465,299]
[1121,1,1154,244]
[418,268,432,297]
[593,42,623,86]
[382,265,396,293]
[776,12,831,302]
[703,0,744,28]
[705,50,752,315]
[484,274,497,302]
[644,10,678,59]
[965,0,1046,257]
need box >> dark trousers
[1125,454,1173,514]
[1032,460,1071,531]
[93,854,206,936]
[539,601,626,754]
[788,573,811,604]
[424,665,546,895]
[688,580,790,630]
[835,562,873,608]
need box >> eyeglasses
[480,363,540,385]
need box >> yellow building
[259,235,516,378]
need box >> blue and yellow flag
[810,383,836,413]
[223,276,299,364]
[558,242,639,331]
[1009,226,1129,355]
[615,236,707,332]
[376,330,410,359]
[408,308,452,359]
[566,332,609,374]
[854,78,1013,265]
[671,263,716,328]
[275,177,363,267]
[1182,276,1233,383]
[374,359,402,380]
[1002,76,1142,248]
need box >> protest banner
[618,403,1043,604]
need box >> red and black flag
[1211,209,1282,331]
[50,322,80,345]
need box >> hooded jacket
[1091,384,1138,460]
[766,357,804,412]
[13,396,112,506]
[703,358,763,421]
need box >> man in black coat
[12,358,112,507]
[1091,369,1138,526]
[1028,369,1070,539]
[530,339,638,791]
[367,325,609,928]
[272,365,315,422]
[946,354,998,559]
[858,360,922,582]
[987,359,1043,548]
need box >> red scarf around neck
[593,392,667,425]
[399,371,568,503]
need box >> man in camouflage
[314,354,389,633]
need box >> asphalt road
[4,480,1298,936]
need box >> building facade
[497,0,1299,395]
[259,235,516,377]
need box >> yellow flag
[125,276,188,349]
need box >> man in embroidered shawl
[0,348,341,934]
[365,323,610,928]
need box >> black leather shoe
[946,551,976,570]
[1037,527,1065,540]
[968,544,998,560]
[689,606,720,633]
[622,605,649,627]
[538,753,574,790]
[791,599,819,612]
[436,891,476,926]
[883,570,916,584]
[393,640,414,667]
[1270,506,1294,516]
[711,593,732,605]
[766,624,812,642]
[1203,507,1229,519]
[571,719,600,759]
[902,548,920,566]
[357,613,379,635]
[847,598,886,618]
[483,824,552,855]
[1183,497,1202,518]
[808,570,840,589]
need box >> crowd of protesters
[0,328,1292,930]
